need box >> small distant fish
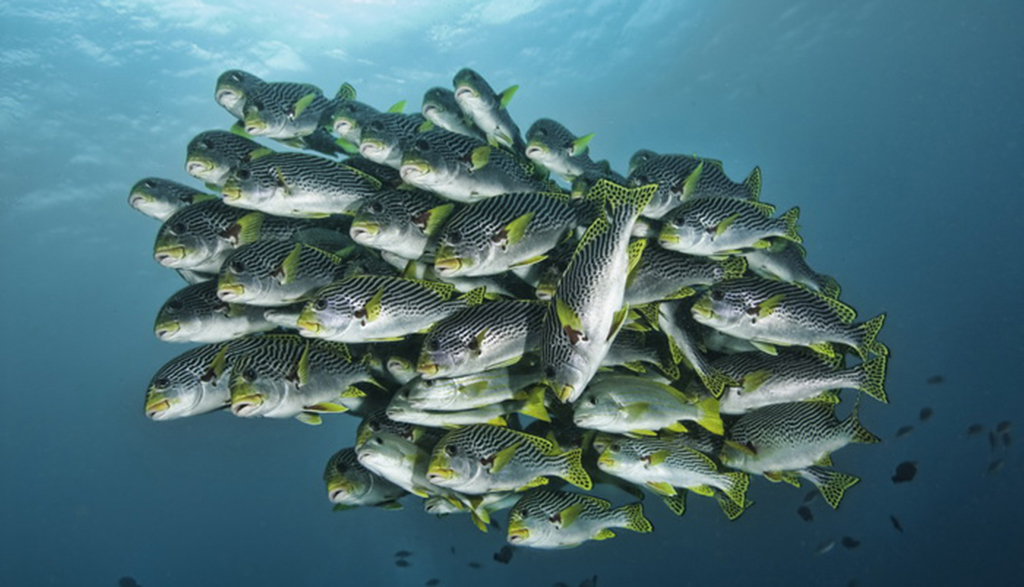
[892,461,917,484]
[119,578,141,587]
[996,421,1013,434]
[926,375,944,384]
[890,514,903,533]
[426,580,440,587]
[579,576,598,587]
[553,583,570,587]
[468,562,482,569]
[450,547,456,555]
[816,540,836,554]
[1002,432,1012,448]
[803,490,818,504]
[395,550,412,558]
[797,506,813,522]
[841,536,861,549]
[987,460,1004,474]
[493,544,514,564]
[919,407,933,421]
[966,424,984,437]
[395,559,410,567]
[895,425,914,438]
[989,431,998,451]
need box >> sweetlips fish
[323,447,407,510]
[154,280,276,343]
[216,240,349,307]
[659,197,801,258]
[452,68,525,152]
[506,489,652,549]
[741,239,841,299]
[215,69,265,119]
[358,112,427,169]
[624,246,747,306]
[386,384,548,428]
[421,86,485,140]
[128,177,215,221]
[350,188,455,261]
[524,118,600,181]
[627,151,761,218]
[185,130,266,188]
[403,360,546,412]
[240,81,330,140]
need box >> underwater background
[1,0,1022,585]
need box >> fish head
[385,355,418,385]
[356,433,410,474]
[241,98,281,137]
[507,496,557,547]
[571,390,624,431]
[358,118,400,163]
[215,69,262,117]
[426,434,481,489]
[153,288,210,342]
[297,288,355,340]
[228,356,284,418]
[595,438,645,475]
[417,321,481,378]
[421,87,456,125]
[405,377,461,411]
[129,178,188,221]
[324,449,369,503]
[452,68,491,112]
[400,136,452,188]
[658,208,705,252]
[144,367,209,421]
[423,496,462,515]
[542,342,589,404]
[154,209,221,270]
[216,242,286,305]
[434,218,500,277]
[691,283,748,331]
[351,192,405,247]
[628,149,658,175]
[221,163,278,207]
[329,101,373,142]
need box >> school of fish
[133,67,890,550]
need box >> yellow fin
[489,442,520,474]
[292,92,318,119]
[681,160,703,201]
[502,211,535,247]
[557,503,585,529]
[645,481,677,497]
[295,412,322,425]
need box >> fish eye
[169,221,187,235]
[586,396,597,406]
[153,377,170,389]
[414,138,431,151]
[711,289,724,302]
[447,230,463,244]
[314,298,328,311]
[242,367,257,382]
[236,169,251,181]
[427,339,440,352]
[467,338,480,352]
[230,260,246,274]
[369,421,381,432]
[142,179,156,188]
[544,365,557,380]
[369,120,383,131]
[423,379,434,388]
[670,215,685,228]
[368,201,384,214]
[444,445,458,457]
[167,299,184,311]
[374,436,384,445]
[610,443,621,452]
[520,508,530,517]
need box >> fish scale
[222,151,382,217]
[625,246,747,305]
[154,280,274,343]
[435,191,591,277]
[628,153,759,218]
[418,299,546,379]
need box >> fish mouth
[154,246,187,266]
[557,384,577,404]
[507,526,529,543]
[145,398,172,420]
[416,360,440,377]
[350,222,379,241]
[243,116,267,135]
[359,140,385,158]
[422,104,439,118]
[154,321,181,340]
[658,233,680,246]
[231,394,264,416]
[215,89,239,106]
[433,256,463,275]
[454,87,477,102]
[596,452,617,469]
[186,158,213,176]
[333,119,354,135]
[128,194,151,209]
[400,161,430,181]
[691,297,714,320]
[297,316,323,335]
[524,143,546,158]
[220,184,243,201]
[217,283,245,301]
[327,480,354,503]
[426,467,455,484]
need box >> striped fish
[624,245,748,306]
[399,128,547,203]
[659,197,801,257]
[403,362,546,412]
[215,69,265,119]
[627,151,761,219]
[421,86,485,140]
[154,281,276,343]
[185,130,266,187]
[506,489,652,549]
[596,435,749,519]
[434,191,595,277]
[358,112,428,169]
[228,335,377,424]
[355,408,445,451]
[721,401,881,476]
[742,239,841,299]
[129,177,215,221]
[714,349,888,414]
[691,275,888,359]
[540,180,658,403]
[427,424,592,494]
[297,276,484,342]
[524,118,602,182]
[417,299,546,379]
[386,384,548,427]
[325,95,382,146]
[452,67,525,153]
[572,373,723,436]
[323,447,407,510]
[216,240,348,307]
[241,81,330,140]
[350,188,455,261]
[221,151,382,218]
[356,431,457,499]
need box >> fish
[987,459,1004,474]
[153,201,263,274]
[215,69,265,119]
[741,240,841,299]
[424,491,519,531]
[657,299,734,397]
[452,68,525,152]
[395,559,410,568]
[417,300,546,379]
[421,86,485,140]
[399,128,547,203]
[358,112,427,169]
[395,550,412,558]
[506,489,652,549]
[228,335,379,424]
[692,275,888,360]
[144,337,265,421]
[795,466,860,509]
[579,578,598,587]
[797,506,813,522]
[354,408,443,451]
[996,421,1013,433]
[325,93,383,147]
[721,401,880,476]
[468,562,482,569]
[600,329,676,378]
[350,187,455,261]
[919,407,933,421]
[595,435,748,518]
[895,425,914,438]
[627,151,761,218]
[988,431,998,451]
[386,384,548,428]
[624,246,747,306]
[524,118,601,181]
[926,374,945,385]
[297,276,484,342]
[357,431,454,499]
[816,540,836,555]
[540,180,658,403]
[323,448,406,510]
[572,374,723,436]
[658,197,801,257]
[240,81,330,140]
[841,536,861,550]
[154,281,276,343]
[402,363,547,413]
[426,580,440,586]
[216,240,349,307]
[427,424,592,494]
[221,151,382,218]
[890,514,903,533]
[966,424,984,436]
[891,461,917,483]
[714,349,889,414]
[803,490,818,504]
[119,577,142,587]
[434,191,595,278]
[493,544,514,564]
[185,130,267,188]
[128,177,215,221]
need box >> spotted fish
[659,197,800,257]
[506,489,652,549]
[627,151,761,218]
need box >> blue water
[1,1,1022,585]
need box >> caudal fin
[779,207,802,243]
[852,313,887,360]
[616,502,653,533]
[720,471,750,507]
[844,399,881,444]
[856,355,888,404]
[559,448,593,490]
[803,466,860,509]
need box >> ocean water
[1,1,1021,585]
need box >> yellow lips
[220,184,242,201]
[232,393,264,407]
[145,396,171,416]
[433,257,463,273]
[154,321,180,338]
[691,296,714,319]
[557,384,576,403]
[217,283,245,299]
[350,221,380,238]
[154,245,186,264]
[597,452,616,469]
[507,525,529,542]
[659,233,680,245]
[416,360,439,376]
